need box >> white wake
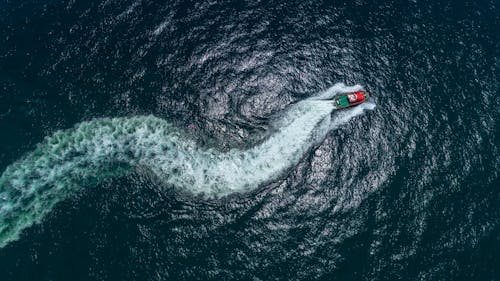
[0,83,375,247]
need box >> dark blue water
[0,0,498,280]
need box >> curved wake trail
[0,84,374,248]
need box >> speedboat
[333,90,370,109]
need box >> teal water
[0,0,498,280]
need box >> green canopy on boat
[337,96,350,107]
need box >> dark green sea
[0,0,498,280]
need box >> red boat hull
[333,90,370,109]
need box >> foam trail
[0,84,374,247]
[312,83,363,100]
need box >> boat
[333,90,370,109]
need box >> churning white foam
[0,83,374,247]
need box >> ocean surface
[0,0,498,280]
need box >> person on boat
[347,93,358,102]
